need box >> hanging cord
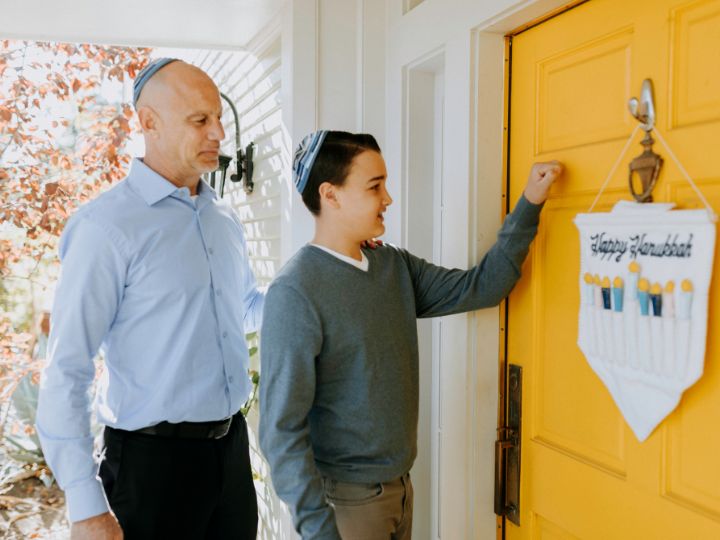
[588,124,642,212]
[652,126,716,221]
[588,124,717,221]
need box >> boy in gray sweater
[259,131,562,539]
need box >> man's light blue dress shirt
[36,159,265,522]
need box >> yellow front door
[506,0,720,537]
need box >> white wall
[382,1,573,538]
[281,0,388,255]
[405,56,445,538]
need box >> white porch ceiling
[0,0,285,50]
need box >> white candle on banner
[662,281,676,377]
[675,279,694,380]
[584,273,597,354]
[593,274,606,357]
[625,262,640,370]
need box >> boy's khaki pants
[324,473,414,540]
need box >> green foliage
[4,373,43,464]
[241,332,261,416]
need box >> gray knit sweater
[259,195,542,539]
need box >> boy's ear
[318,182,341,210]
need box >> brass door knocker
[628,79,663,202]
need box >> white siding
[182,31,297,539]
[193,39,286,288]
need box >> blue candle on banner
[649,282,664,373]
[638,278,650,316]
[612,277,624,312]
[650,282,662,317]
[601,277,612,310]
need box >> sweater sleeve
[259,283,341,540]
[404,194,543,318]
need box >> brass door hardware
[495,364,522,525]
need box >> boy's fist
[524,161,564,205]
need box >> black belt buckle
[210,418,232,439]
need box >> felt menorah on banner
[574,201,715,441]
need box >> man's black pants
[99,414,258,539]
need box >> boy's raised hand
[524,161,564,205]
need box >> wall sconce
[206,92,255,198]
[210,154,233,198]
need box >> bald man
[37,60,262,539]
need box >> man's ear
[137,106,160,139]
[318,182,340,210]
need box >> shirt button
[228,376,234,383]
[222,331,228,338]
[208,248,214,255]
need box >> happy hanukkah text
[589,233,693,262]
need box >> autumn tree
[0,40,152,415]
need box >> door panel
[507,0,720,537]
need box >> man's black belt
[132,415,235,439]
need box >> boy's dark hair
[301,131,381,215]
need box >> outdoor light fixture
[205,92,255,198]
[210,154,233,198]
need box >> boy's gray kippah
[293,130,329,195]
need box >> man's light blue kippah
[293,130,329,195]
[133,58,179,107]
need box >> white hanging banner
[574,201,715,441]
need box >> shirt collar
[127,158,218,206]
[196,178,218,201]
